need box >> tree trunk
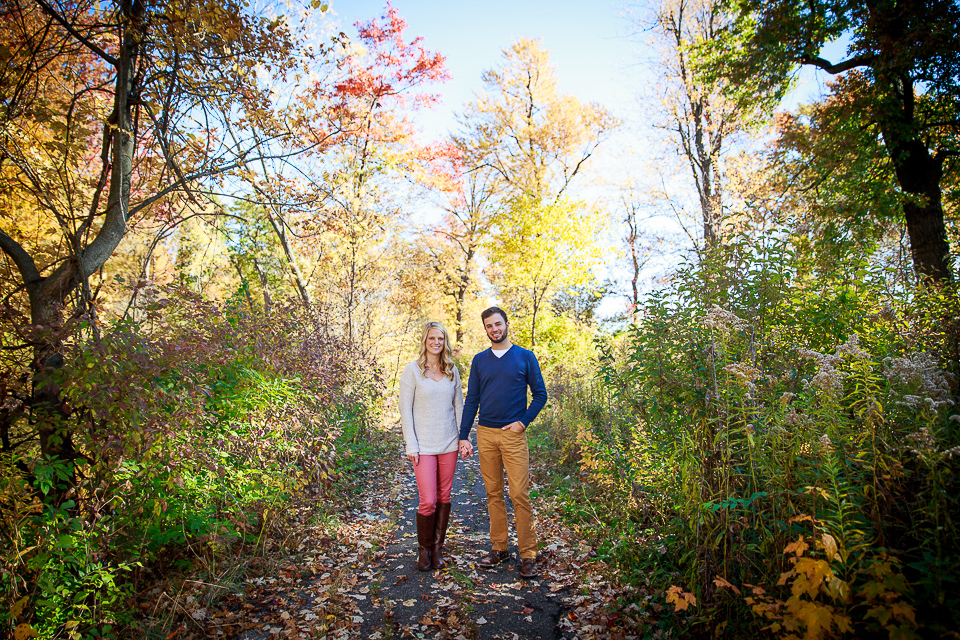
[229,258,257,311]
[625,198,642,315]
[900,176,951,283]
[252,258,273,315]
[347,235,358,346]
[877,74,952,282]
[453,246,476,345]
[31,296,75,474]
[265,211,313,307]
[662,3,727,250]
[689,100,722,247]
[530,288,539,349]
[454,287,466,345]
[7,0,149,494]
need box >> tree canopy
[702,0,960,281]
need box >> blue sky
[323,1,843,137]
[325,0,648,140]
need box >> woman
[398,321,464,571]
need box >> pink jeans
[412,451,458,515]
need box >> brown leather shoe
[519,557,540,578]
[415,512,435,571]
[431,502,451,569]
[478,549,510,568]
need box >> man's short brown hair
[481,306,508,324]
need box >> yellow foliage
[714,575,741,595]
[729,530,920,640]
[821,533,839,562]
[666,585,697,612]
[783,535,810,557]
[784,557,835,599]
[14,624,39,640]
[9,596,28,620]
[575,423,618,489]
[782,598,851,639]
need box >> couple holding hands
[398,307,547,579]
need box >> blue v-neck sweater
[458,346,548,440]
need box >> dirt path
[350,454,570,639]
[174,445,647,639]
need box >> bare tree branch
[33,0,119,67]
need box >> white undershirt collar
[491,345,512,358]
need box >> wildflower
[808,366,844,396]
[784,407,810,428]
[835,334,871,361]
[819,433,834,453]
[798,347,842,368]
[722,363,760,393]
[702,305,750,332]
[899,394,923,408]
[798,339,871,399]
[884,353,954,411]
[779,392,795,406]
[906,427,936,456]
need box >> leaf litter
[135,439,657,639]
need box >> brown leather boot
[479,549,510,568]
[519,557,540,578]
[432,502,451,569]
[416,512,435,571]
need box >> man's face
[483,313,508,344]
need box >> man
[458,306,548,578]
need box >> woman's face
[425,328,445,356]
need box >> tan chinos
[477,425,538,559]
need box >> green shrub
[553,231,959,637]
[0,291,382,638]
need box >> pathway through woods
[155,446,648,639]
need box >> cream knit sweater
[398,361,463,455]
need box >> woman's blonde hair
[417,321,456,379]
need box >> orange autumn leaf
[666,585,698,612]
[714,575,742,595]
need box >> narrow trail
[351,454,569,639]
[200,443,646,639]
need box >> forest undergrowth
[0,287,384,639]
[132,419,399,639]
[2,242,958,640]
[535,232,960,640]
